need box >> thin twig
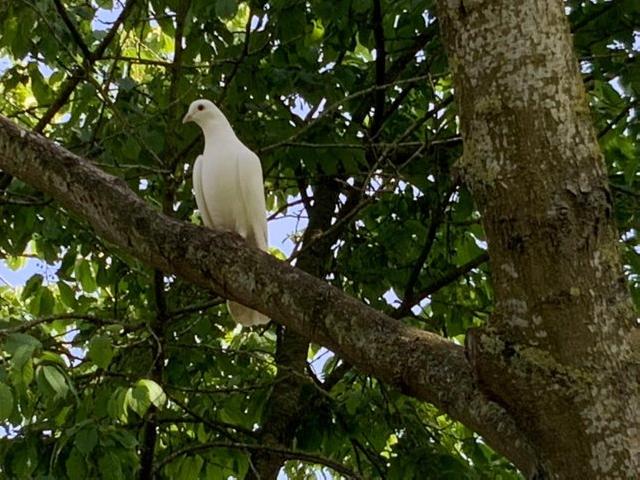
[392,252,490,319]
[598,100,638,139]
[153,441,361,479]
[259,74,434,154]
[52,0,92,59]
[34,0,138,132]
[0,313,133,335]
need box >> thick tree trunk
[437,0,640,477]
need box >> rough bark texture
[437,0,640,477]
[0,114,537,475]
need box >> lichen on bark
[437,0,640,476]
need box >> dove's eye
[197,104,204,111]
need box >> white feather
[185,99,270,326]
[192,155,213,227]
[236,150,268,251]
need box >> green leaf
[0,383,14,420]
[177,455,204,480]
[137,378,166,408]
[66,447,87,479]
[57,250,77,279]
[12,16,33,58]
[96,262,111,288]
[75,427,98,456]
[118,76,136,91]
[98,451,123,480]
[126,379,166,417]
[107,387,128,422]
[10,344,34,371]
[28,62,51,103]
[122,137,141,161]
[125,385,148,417]
[4,332,42,354]
[8,439,38,478]
[41,365,68,398]
[21,274,43,300]
[76,259,97,293]
[38,287,55,316]
[5,333,41,373]
[110,430,137,449]
[5,256,26,271]
[88,336,114,369]
[58,281,77,308]
[216,0,237,18]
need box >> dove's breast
[199,144,244,232]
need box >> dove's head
[182,99,226,127]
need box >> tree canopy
[0,0,638,478]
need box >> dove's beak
[182,113,192,124]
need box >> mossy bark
[437,0,640,476]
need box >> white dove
[183,99,270,326]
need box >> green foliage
[87,335,114,369]
[0,383,13,421]
[0,0,637,478]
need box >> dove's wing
[236,146,268,251]
[193,155,214,228]
[229,147,270,326]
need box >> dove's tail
[227,301,270,326]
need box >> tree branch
[34,0,137,132]
[138,270,166,480]
[220,7,253,102]
[153,441,361,479]
[570,2,617,33]
[393,252,490,319]
[597,100,638,139]
[259,74,432,154]
[0,115,537,475]
[397,185,455,315]
[52,0,92,60]
[0,313,134,335]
